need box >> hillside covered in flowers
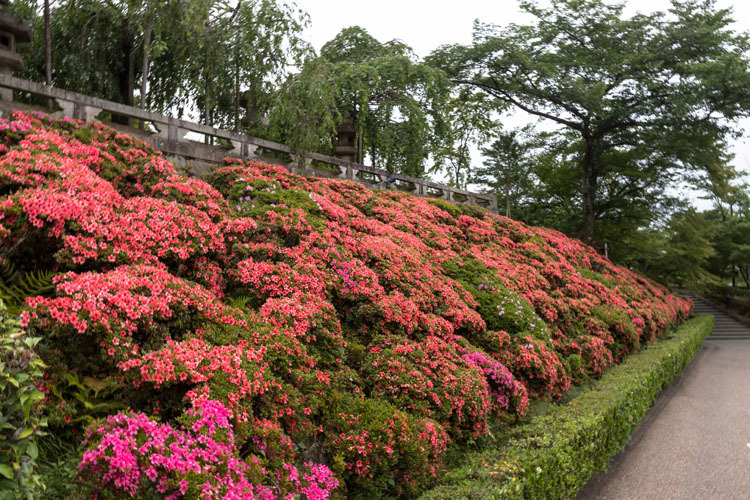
[0,111,690,499]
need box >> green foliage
[443,259,547,340]
[0,262,55,317]
[13,0,310,129]
[566,354,583,383]
[431,0,750,243]
[418,314,714,500]
[13,0,138,106]
[181,0,311,130]
[45,373,123,426]
[271,26,451,177]
[473,128,536,219]
[427,199,462,219]
[30,434,82,500]
[0,301,47,499]
[430,89,503,189]
[266,57,341,155]
[623,171,750,290]
[457,204,487,220]
[577,268,616,289]
[643,208,720,288]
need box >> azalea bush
[0,111,692,498]
[79,399,338,500]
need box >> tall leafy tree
[269,27,449,177]
[14,0,139,106]
[266,56,340,155]
[12,0,309,131]
[646,208,719,287]
[167,0,309,130]
[431,89,502,189]
[706,187,750,288]
[473,127,535,218]
[429,0,750,243]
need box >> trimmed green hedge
[420,314,714,500]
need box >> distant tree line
[10,0,750,288]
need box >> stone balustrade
[0,74,498,212]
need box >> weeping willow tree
[268,26,451,178]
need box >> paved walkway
[575,295,750,500]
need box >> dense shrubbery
[0,111,691,498]
[0,300,46,498]
[420,314,714,500]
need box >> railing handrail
[0,74,497,210]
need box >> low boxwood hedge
[420,314,714,500]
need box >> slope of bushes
[0,111,691,499]
[419,313,713,500]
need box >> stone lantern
[334,118,358,163]
[0,0,30,100]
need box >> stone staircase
[681,292,750,340]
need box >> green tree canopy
[473,127,535,218]
[13,0,139,106]
[269,26,450,177]
[429,0,750,243]
[431,89,503,189]
[13,0,309,130]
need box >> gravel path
[575,296,750,500]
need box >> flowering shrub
[494,334,571,400]
[79,399,338,499]
[0,111,692,498]
[21,265,245,362]
[462,349,529,417]
[327,396,449,497]
[363,336,492,438]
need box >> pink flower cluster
[462,350,529,416]
[79,399,337,500]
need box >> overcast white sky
[299,0,750,59]
[296,0,750,207]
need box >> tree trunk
[204,75,211,145]
[580,143,598,244]
[140,11,152,113]
[44,0,52,109]
[127,50,135,106]
[234,45,240,132]
[118,16,135,125]
[357,127,365,164]
[505,181,511,218]
[44,0,51,85]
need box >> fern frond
[0,259,18,284]
[0,266,56,316]
[17,270,56,297]
[229,295,250,310]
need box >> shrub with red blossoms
[327,396,449,497]
[363,336,493,439]
[493,332,572,400]
[0,111,693,499]
[21,264,245,361]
